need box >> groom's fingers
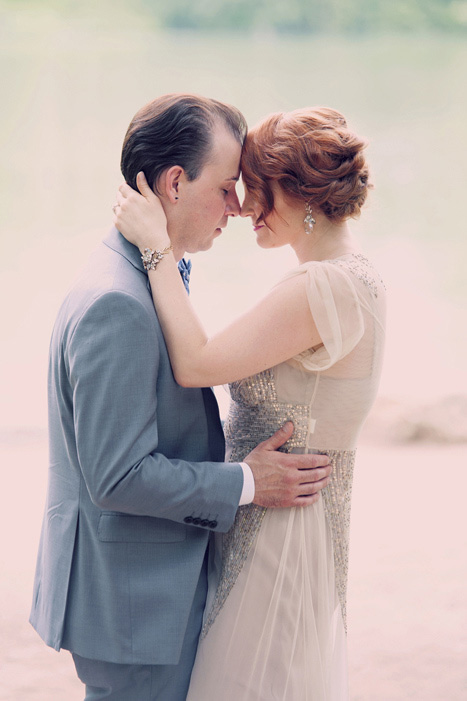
[294,492,322,507]
[291,474,331,507]
[298,465,332,485]
[243,423,333,509]
[299,474,330,493]
[259,421,294,450]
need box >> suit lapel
[104,227,225,456]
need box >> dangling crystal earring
[304,202,316,235]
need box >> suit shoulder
[72,242,147,297]
[55,246,158,344]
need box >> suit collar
[103,226,146,274]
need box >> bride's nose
[240,193,254,218]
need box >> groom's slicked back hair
[121,93,247,193]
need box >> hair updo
[241,107,371,222]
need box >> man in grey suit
[30,94,331,700]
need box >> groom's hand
[244,422,331,508]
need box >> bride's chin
[256,237,273,249]
[255,231,270,248]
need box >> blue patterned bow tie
[178,257,192,294]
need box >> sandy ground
[0,432,465,700]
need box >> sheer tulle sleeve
[288,261,365,371]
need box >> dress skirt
[187,499,349,700]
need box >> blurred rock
[361,395,467,444]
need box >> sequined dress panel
[187,254,386,701]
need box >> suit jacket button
[200,519,209,527]
[209,520,218,529]
[192,517,201,525]
[184,516,193,524]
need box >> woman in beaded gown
[114,107,386,700]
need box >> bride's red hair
[241,107,371,222]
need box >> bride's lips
[253,224,264,232]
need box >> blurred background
[1,0,466,698]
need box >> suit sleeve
[67,289,243,532]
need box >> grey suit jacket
[30,228,243,665]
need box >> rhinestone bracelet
[141,245,173,271]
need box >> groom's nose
[225,189,241,217]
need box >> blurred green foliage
[140,0,467,33]
[2,0,467,33]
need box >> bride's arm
[114,174,321,388]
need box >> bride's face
[241,183,303,249]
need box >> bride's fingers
[136,171,153,198]
[118,182,134,198]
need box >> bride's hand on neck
[114,172,171,252]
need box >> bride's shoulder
[278,253,385,299]
[327,253,385,298]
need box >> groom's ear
[161,166,184,204]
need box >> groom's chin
[200,233,221,252]
[210,228,223,245]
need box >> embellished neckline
[285,252,385,298]
[297,251,368,266]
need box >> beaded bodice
[225,368,311,457]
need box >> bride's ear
[162,166,184,204]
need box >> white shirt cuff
[239,462,255,506]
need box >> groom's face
[168,123,242,256]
